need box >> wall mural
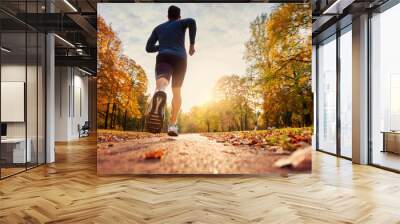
[97,3,313,175]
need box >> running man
[145,5,196,136]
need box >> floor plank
[0,136,399,223]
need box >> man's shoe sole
[146,114,163,133]
[167,131,178,137]
[145,91,167,133]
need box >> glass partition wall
[316,25,353,159]
[0,3,46,179]
[370,3,400,171]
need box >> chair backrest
[82,121,90,129]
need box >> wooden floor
[0,137,400,224]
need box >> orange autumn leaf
[144,149,165,160]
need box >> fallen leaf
[144,149,165,160]
[274,147,311,170]
[222,151,236,155]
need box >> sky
[98,3,277,112]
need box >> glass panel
[371,4,400,171]
[1,31,27,177]
[317,35,337,154]
[38,32,45,165]
[27,31,38,169]
[0,1,46,178]
[339,28,352,158]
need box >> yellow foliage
[97,16,148,130]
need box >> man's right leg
[170,87,181,125]
[155,76,169,92]
[145,76,170,133]
[167,55,186,137]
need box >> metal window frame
[315,33,339,156]
[315,22,353,161]
[315,0,400,172]
[338,24,353,160]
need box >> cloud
[98,3,276,112]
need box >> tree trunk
[283,111,292,127]
[264,113,269,129]
[244,111,248,130]
[110,104,116,129]
[141,117,145,131]
[123,109,128,131]
[113,106,118,129]
[104,102,110,129]
[303,101,312,126]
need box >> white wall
[1,65,26,138]
[54,67,89,141]
[1,63,46,164]
[55,67,70,141]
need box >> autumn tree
[97,16,148,131]
[215,75,255,131]
[244,3,312,128]
[97,16,121,129]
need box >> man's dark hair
[168,5,180,20]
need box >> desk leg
[382,133,386,153]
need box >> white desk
[1,138,31,163]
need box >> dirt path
[97,134,297,175]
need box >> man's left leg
[170,87,182,124]
[167,55,186,136]
[167,87,181,136]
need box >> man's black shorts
[155,53,187,88]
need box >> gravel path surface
[97,134,299,175]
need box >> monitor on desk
[1,123,7,138]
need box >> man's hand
[189,44,195,56]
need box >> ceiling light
[63,0,78,12]
[1,47,11,53]
[78,67,93,76]
[323,0,355,15]
[54,34,75,48]
[76,48,85,55]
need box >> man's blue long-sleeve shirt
[146,18,196,58]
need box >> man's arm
[145,29,159,53]
[181,18,196,45]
